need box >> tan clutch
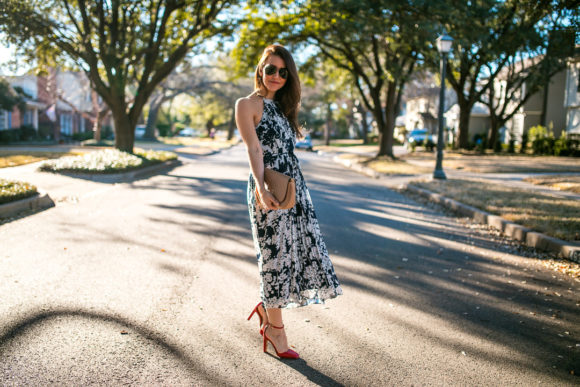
[256,168,296,210]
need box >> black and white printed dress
[247,97,343,309]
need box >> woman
[235,44,343,359]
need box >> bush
[38,148,177,174]
[134,148,178,162]
[19,125,37,141]
[72,131,94,141]
[529,125,555,155]
[0,179,37,205]
[0,129,20,143]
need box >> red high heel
[263,323,300,359]
[247,302,267,336]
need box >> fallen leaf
[120,330,128,335]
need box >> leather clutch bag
[256,168,296,210]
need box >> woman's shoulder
[236,92,263,111]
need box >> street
[0,145,578,386]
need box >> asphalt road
[0,145,578,386]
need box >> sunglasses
[263,64,289,79]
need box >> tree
[233,0,437,158]
[483,25,574,149]
[1,0,236,152]
[0,77,27,113]
[438,0,561,149]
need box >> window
[0,110,5,130]
[60,113,73,135]
[23,110,33,126]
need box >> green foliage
[1,0,237,153]
[0,179,37,205]
[0,125,39,143]
[529,125,554,155]
[0,77,28,112]
[527,126,580,156]
[72,132,94,141]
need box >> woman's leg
[265,308,290,352]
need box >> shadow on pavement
[0,308,221,385]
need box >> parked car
[178,127,200,137]
[406,129,435,150]
[295,133,313,151]
[135,125,146,139]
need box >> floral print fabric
[247,97,343,308]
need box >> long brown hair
[254,44,302,137]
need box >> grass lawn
[0,151,78,168]
[402,152,580,173]
[0,179,38,205]
[523,175,580,194]
[158,136,239,148]
[336,153,431,175]
[410,178,580,242]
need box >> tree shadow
[0,307,222,385]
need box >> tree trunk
[359,104,369,144]
[145,101,161,140]
[487,120,498,150]
[227,108,235,141]
[324,103,332,146]
[93,116,102,142]
[111,107,135,153]
[377,83,396,158]
[457,101,471,149]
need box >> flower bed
[0,179,38,205]
[38,148,177,174]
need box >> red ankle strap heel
[262,323,299,359]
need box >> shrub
[134,148,177,162]
[38,148,177,174]
[19,125,37,141]
[0,179,37,205]
[72,131,94,141]
[0,129,20,143]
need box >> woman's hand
[256,188,280,211]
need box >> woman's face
[260,55,287,95]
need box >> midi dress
[247,97,343,309]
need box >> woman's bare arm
[235,97,279,210]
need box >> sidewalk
[316,144,580,200]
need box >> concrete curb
[404,184,580,263]
[0,190,55,219]
[56,159,182,183]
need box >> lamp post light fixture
[433,33,453,180]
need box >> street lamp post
[434,33,453,180]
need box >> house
[1,70,110,141]
[0,74,45,132]
[491,51,579,143]
[444,102,491,143]
[402,82,457,144]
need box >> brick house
[1,70,111,140]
